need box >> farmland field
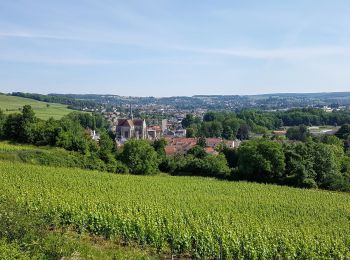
[0,161,349,259]
[0,94,74,119]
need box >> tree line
[183,109,350,140]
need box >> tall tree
[237,140,285,182]
[286,125,310,141]
[120,140,160,175]
[98,132,114,163]
[237,124,250,140]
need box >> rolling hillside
[0,94,74,119]
[0,161,349,259]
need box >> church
[115,105,147,141]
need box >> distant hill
[0,94,74,119]
[48,91,350,110]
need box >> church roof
[117,118,145,127]
[133,119,145,126]
[117,119,134,127]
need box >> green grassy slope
[0,94,74,119]
[0,161,349,259]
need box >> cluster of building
[110,105,187,144]
[100,106,240,156]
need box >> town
[92,104,240,156]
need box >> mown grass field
[0,94,74,119]
[0,161,349,259]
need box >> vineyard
[0,161,349,259]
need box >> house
[205,138,224,148]
[163,129,176,137]
[175,128,187,137]
[147,125,162,140]
[161,119,168,133]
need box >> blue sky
[0,0,349,96]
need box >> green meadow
[0,94,74,119]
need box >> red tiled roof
[169,138,196,145]
[206,138,223,146]
[165,146,179,156]
[204,147,219,155]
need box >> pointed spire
[129,103,133,120]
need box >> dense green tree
[98,132,115,163]
[186,128,196,138]
[222,125,234,140]
[187,145,206,159]
[199,121,223,137]
[3,113,22,140]
[311,143,340,187]
[196,136,206,147]
[335,124,350,140]
[223,119,240,138]
[283,142,345,189]
[181,114,195,128]
[170,154,230,178]
[237,140,285,182]
[65,112,107,130]
[237,124,250,140]
[198,154,231,177]
[0,109,6,138]
[18,105,37,143]
[22,105,35,123]
[221,147,238,169]
[56,118,90,154]
[286,125,310,141]
[31,118,60,146]
[318,135,344,147]
[203,112,216,122]
[283,143,317,188]
[120,140,160,175]
[152,138,167,158]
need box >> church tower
[129,104,133,120]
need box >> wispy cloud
[0,30,165,49]
[3,30,349,62]
[0,56,210,66]
[0,31,72,40]
[2,30,349,62]
[174,46,350,60]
